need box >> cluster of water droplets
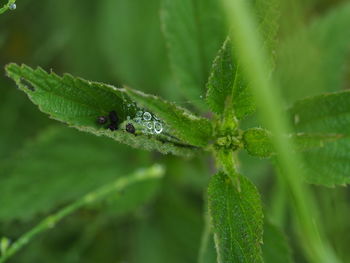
[133,110,163,135]
[124,101,164,135]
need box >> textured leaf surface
[262,222,293,263]
[5,63,197,157]
[125,87,213,147]
[254,0,279,65]
[242,128,273,158]
[278,1,350,102]
[208,172,264,263]
[0,126,161,221]
[161,0,226,108]
[289,91,350,185]
[206,38,254,119]
[206,0,279,118]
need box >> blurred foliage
[1,0,350,262]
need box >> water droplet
[199,95,203,99]
[134,117,142,123]
[136,111,143,117]
[143,112,152,121]
[9,3,16,10]
[145,122,153,130]
[154,122,163,134]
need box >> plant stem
[220,0,340,262]
[0,0,16,15]
[0,164,165,263]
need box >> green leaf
[242,128,273,158]
[278,1,350,102]
[262,222,293,263]
[208,172,264,263]
[125,87,213,147]
[0,126,161,221]
[206,38,254,119]
[161,0,226,108]
[289,90,350,186]
[289,91,350,134]
[206,0,279,118]
[254,0,280,66]
[292,133,344,152]
[5,63,197,157]
[242,127,342,158]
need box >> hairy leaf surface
[206,0,279,118]
[5,63,197,157]
[125,87,213,147]
[206,38,254,119]
[208,172,264,263]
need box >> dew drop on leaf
[9,3,16,10]
[146,122,153,130]
[154,121,163,134]
[143,112,152,121]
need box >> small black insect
[108,123,118,131]
[126,123,136,134]
[109,111,119,124]
[97,116,108,124]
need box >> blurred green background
[1,0,350,262]
[0,1,211,262]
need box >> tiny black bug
[126,123,136,134]
[108,123,118,131]
[109,111,119,124]
[97,116,108,124]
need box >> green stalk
[220,0,340,262]
[0,164,165,263]
[0,0,16,15]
